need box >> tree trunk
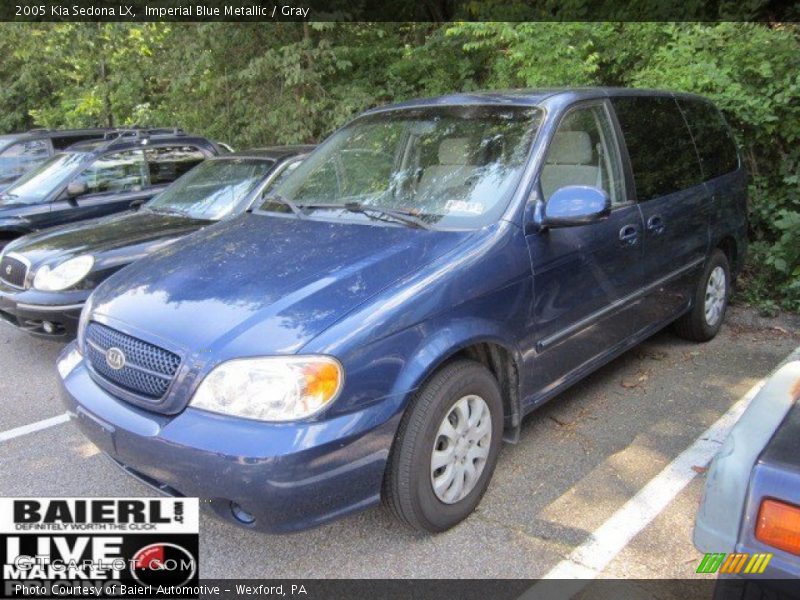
[97,23,113,128]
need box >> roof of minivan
[222,145,315,160]
[362,87,709,114]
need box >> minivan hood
[10,210,208,267]
[91,214,474,357]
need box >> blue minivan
[58,88,747,533]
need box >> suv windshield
[0,140,50,182]
[0,152,88,205]
[260,105,543,229]
[146,157,274,220]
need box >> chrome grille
[0,255,27,288]
[86,322,181,400]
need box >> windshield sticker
[445,200,485,215]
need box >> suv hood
[91,214,474,357]
[9,210,208,268]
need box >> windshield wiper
[298,202,432,230]
[259,193,306,219]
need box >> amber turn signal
[755,498,800,556]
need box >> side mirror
[543,185,611,228]
[66,181,88,198]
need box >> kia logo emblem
[4,265,11,275]
[106,347,126,370]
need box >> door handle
[647,215,666,235]
[619,224,639,246]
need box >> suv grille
[0,255,27,288]
[85,322,181,400]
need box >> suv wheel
[674,249,730,342]
[383,359,504,532]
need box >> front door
[523,101,645,405]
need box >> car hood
[9,210,208,268]
[91,214,474,358]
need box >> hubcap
[704,266,727,327]
[430,394,492,504]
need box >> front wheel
[673,249,730,342]
[382,359,504,533]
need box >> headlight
[190,356,343,422]
[33,255,94,291]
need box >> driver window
[72,150,148,195]
[541,104,625,206]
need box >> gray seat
[418,137,480,197]
[540,131,601,200]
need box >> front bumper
[0,286,86,338]
[58,342,405,533]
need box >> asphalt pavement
[1,305,798,582]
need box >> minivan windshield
[0,152,88,206]
[259,105,543,229]
[146,157,274,221]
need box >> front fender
[319,273,529,420]
[303,221,532,425]
[387,317,522,399]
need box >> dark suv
[0,128,115,192]
[60,88,747,534]
[0,128,223,249]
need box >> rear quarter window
[677,98,739,180]
[51,134,104,150]
[611,96,702,202]
[145,145,207,185]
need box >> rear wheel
[674,249,730,342]
[383,359,503,533]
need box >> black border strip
[3,0,799,23]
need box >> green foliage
[446,22,609,88]
[0,22,796,310]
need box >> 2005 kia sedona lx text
[58,88,747,533]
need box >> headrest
[547,131,592,165]
[438,137,471,165]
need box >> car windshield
[0,152,88,205]
[146,157,274,220]
[259,105,542,229]
[0,140,50,183]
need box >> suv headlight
[33,255,94,291]
[190,356,343,422]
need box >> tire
[383,359,504,533]
[673,249,730,342]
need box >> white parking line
[521,374,770,595]
[0,413,70,443]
